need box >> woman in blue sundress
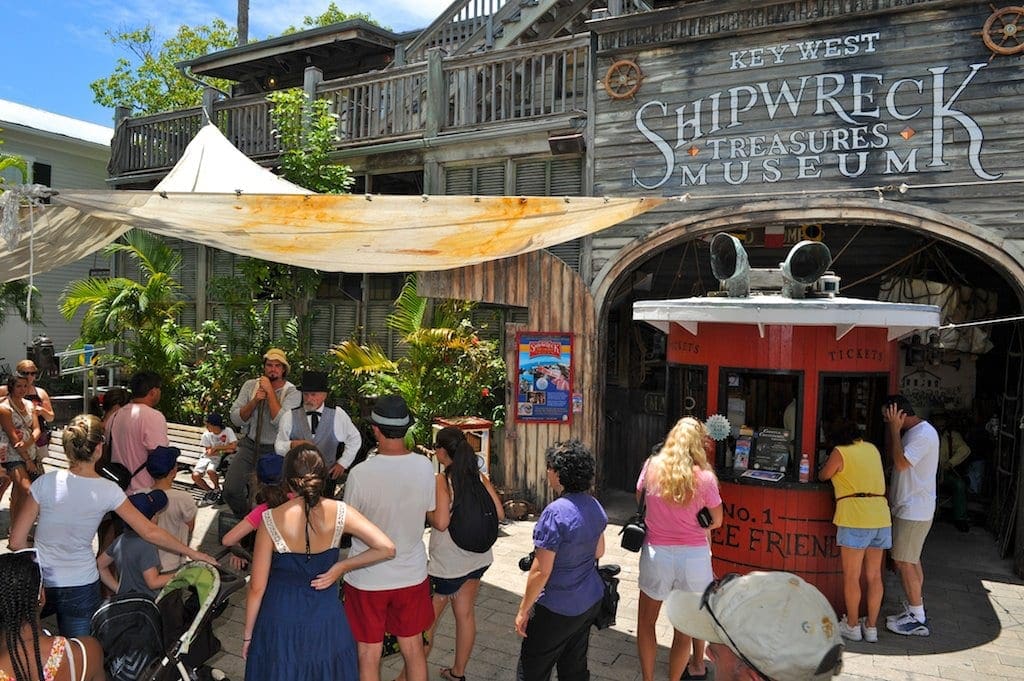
[243,445,395,681]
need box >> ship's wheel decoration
[603,59,643,100]
[980,5,1024,58]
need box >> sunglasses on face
[700,574,843,681]
[23,371,38,376]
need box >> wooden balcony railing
[445,36,588,129]
[111,108,204,175]
[320,64,430,143]
[109,34,589,179]
[214,93,280,158]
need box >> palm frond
[104,230,182,277]
[60,277,133,319]
[333,340,398,374]
[387,274,427,337]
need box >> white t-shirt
[31,470,127,587]
[890,420,939,521]
[200,427,238,457]
[344,452,436,590]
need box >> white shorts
[638,543,714,601]
[192,454,221,475]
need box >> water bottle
[799,453,810,483]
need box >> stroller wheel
[194,666,228,681]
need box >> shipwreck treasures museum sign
[623,27,1004,190]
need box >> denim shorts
[430,564,489,596]
[41,581,102,637]
[836,525,892,550]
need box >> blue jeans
[42,581,101,637]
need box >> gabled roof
[0,99,113,147]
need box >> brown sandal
[440,668,466,681]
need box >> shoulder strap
[71,637,88,681]
[332,501,347,547]
[637,488,647,518]
[263,509,290,553]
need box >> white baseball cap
[666,571,843,681]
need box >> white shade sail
[0,125,664,282]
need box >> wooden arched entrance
[592,197,1024,571]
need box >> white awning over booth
[634,295,941,341]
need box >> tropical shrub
[335,275,506,447]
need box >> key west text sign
[628,29,1002,190]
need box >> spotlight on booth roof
[709,232,840,299]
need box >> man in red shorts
[343,395,438,681]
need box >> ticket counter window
[718,370,802,476]
[817,373,889,460]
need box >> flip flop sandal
[440,668,466,681]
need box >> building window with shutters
[442,156,585,270]
[516,156,585,272]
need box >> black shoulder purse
[619,488,647,552]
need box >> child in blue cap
[194,413,238,505]
[98,490,172,598]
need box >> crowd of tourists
[0,345,954,680]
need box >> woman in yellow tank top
[819,418,892,643]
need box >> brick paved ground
[4,484,1023,680]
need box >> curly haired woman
[515,440,607,681]
[637,417,723,681]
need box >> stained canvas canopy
[0,125,663,282]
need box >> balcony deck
[110,35,589,179]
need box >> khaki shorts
[891,517,932,563]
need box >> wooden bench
[45,422,209,477]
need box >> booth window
[718,369,802,477]
[817,373,889,462]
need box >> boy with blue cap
[194,413,238,506]
[98,490,173,598]
[146,446,197,572]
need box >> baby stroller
[92,557,247,681]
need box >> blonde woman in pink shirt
[636,417,723,681]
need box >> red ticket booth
[634,294,939,609]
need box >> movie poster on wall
[515,332,573,424]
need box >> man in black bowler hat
[275,370,361,498]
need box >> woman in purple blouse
[514,440,607,681]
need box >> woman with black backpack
[397,427,503,681]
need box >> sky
[0,0,453,127]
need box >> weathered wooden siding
[419,251,598,505]
[589,1,1024,278]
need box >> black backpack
[90,594,164,681]
[447,475,499,553]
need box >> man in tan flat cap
[223,348,300,515]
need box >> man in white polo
[882,394,939,637]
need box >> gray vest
[289,406,340,466]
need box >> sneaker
[197,490,219,508]
[886,612,930,636]
[885,601,910,625]
[860,618,878,643]
[839,615,862,641]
